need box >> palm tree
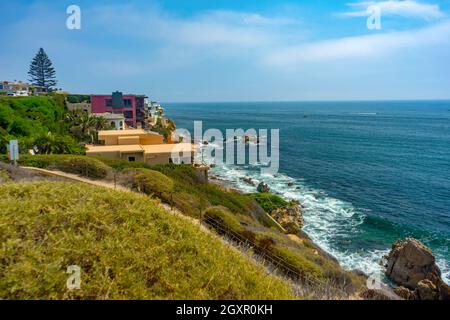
[91,116,108,143]
[66,110,109,144]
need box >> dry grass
[0,181,295,300]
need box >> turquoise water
[165,101,450,282]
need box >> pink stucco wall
[91,94,145,128]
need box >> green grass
[9,154,110,179]
[0,95,83,154]
[131,168,174,199]
[0,168,10,183]
[1,154,365,297]
[203,206,246,234]
[0,181,295,300]
[249,193,288,213]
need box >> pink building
[91,91,146,128]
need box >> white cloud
[341,1,445,20]
[69,4,450,72]
[91,6,300,48]
[264,20,450,66]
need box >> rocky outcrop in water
[240,176,256,186]
[257,182,270,193]
[270,201,304,234]
[384,238,450,300]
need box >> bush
[66,94,90,103]
[0,96,68,138]
[270,245,324,280]
[132,168,174,200]
[0,182,294,299]
[203,206,245,235]
[14,154,110,179]
[171,191,206,218]
[249,193,288,213]
[56,156,110,179]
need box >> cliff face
[384,238,450,300]
[270,201,304,234]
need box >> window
[124,99,132,107]
[128,156,136,162]
[124,111,133,119]
[105,99,112,107]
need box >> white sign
[8,140,19,162]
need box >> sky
[1,0,450,102]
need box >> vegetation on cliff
[0,181,294,299]
[1,154,366,298]
[0,95,111,155]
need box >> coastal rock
[359,289,392,300]
[240,176,255,186]
[384,238,440,289]
[384,238,450,300]
[393,286,416,300]
[270,201,304,234]
[243,135,259,144]
[257,182,270,193]
[416,279,439,300]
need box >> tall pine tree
[28,48,57,91]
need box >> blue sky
[1,0,450,101]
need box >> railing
[202,215,351,299]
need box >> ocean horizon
[165,100,450,284]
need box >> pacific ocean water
[165,101,450,283]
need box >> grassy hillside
[2,154,366,297]
[0,95,84,154]
[0,181,294,299]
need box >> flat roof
[142,143,195,154]
[99,129,146,136]
[86,143,195,155]
[98,129,163,137]
[86,145,143,153]
[91,94,147,98]
[94,113,125,120]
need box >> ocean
[164,101,450,283]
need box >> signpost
[8,140,19,166]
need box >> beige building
[95,113,126,130]
[86,129,194,164]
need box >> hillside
[0,180,295,299]
[1,155,366,298]
[0,95,84,154]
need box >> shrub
[249,193,288,213]
[0,182,294,299]
[0,168,10,183]
[66,94,90,103]
[14,154,110,179]
[203,206,245,235]
[132,168,174,200]
[270,245,324,280]
[55,156,110,179]
[93,157,153,171]
[171,191,206,218]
